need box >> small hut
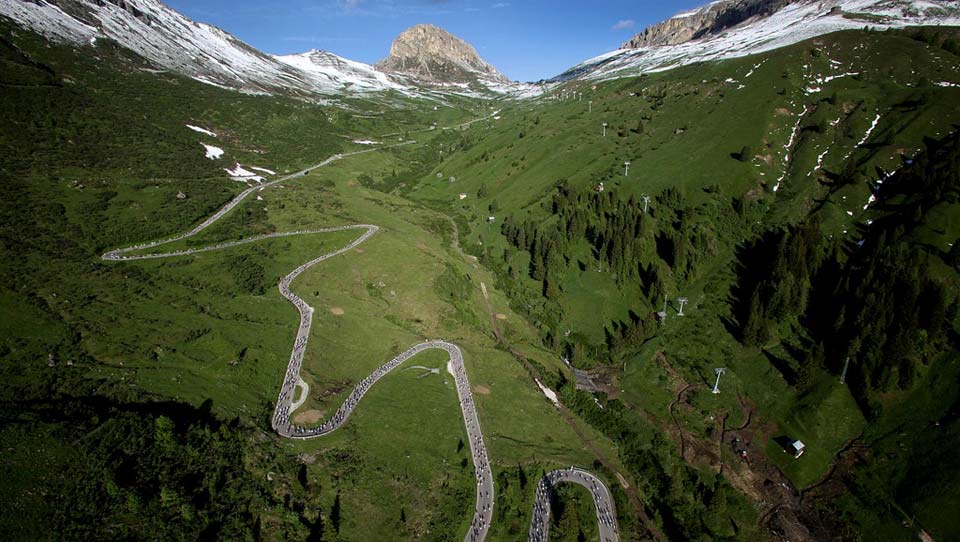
[790,440,805,459]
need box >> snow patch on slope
[534,379,560,408]
[0,1,96,43]
[773,105,812,193]
[857,113,882,147]
[202,143,224,160]
[187,124,217,137]
[273,49,409,94]
[843,112,882,160]
[224,164,265,183]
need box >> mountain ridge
[273,49,411,94]
[0,0,391,98]
[551,0,960,84]
[622,0,794,48]
[2,0,959,98]
[0,0,523,98]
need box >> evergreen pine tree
[331,493,342,534]
[544,274,560,300]
[531,252,546,281]
[742,290,768,346]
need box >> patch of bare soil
[495,313,507,320]
[652,351,837,541]
[293,409,325,425]
[473,384,491,395]
[792,437,873,540]
[589,365,623,399]
[329,307,345,315]
[318,381,351,400]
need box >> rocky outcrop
[621,0,798,48]
[375,24,509,85]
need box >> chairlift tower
[712,367,727,394]
[641,195,651,214]
[624,161,631,177]
[589,100,593,113]
[677,297,689,316]
[602,122,608,137]
[840,356,851,385]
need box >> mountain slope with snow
[552,0,960,84]
[0,0,448,98]
[0,0,339,96]
[273,49,412,94]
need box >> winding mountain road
[529,467,619,542]
[102,141,412,261]
[101,129,618,542]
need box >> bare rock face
[375,24,509,85]
[622,0,798,48]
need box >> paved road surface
[102,133,618,542]
[529,467,620,542]
[102,142,411,261]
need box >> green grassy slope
[0,20,631,542]
[397,27,960,541]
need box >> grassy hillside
[0,19,637,542]
[398,27,960,541]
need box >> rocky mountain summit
[621,0,960,49]
[623,0,798,48]
[375,24,510,85]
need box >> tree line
[496,181,721,362]
[733,132,960,415]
